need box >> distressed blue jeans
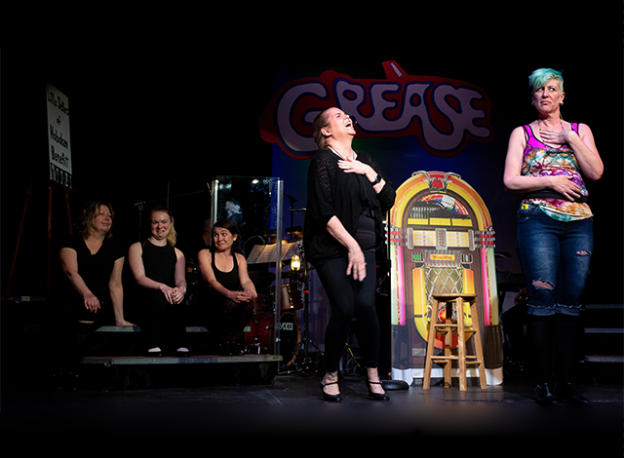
[516,203,593,317]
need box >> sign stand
[5,179,73,296]
[5,82,75,296]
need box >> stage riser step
[80,355,282,366]
[95,326,208,333]
[585,328,623,334]
[584,355,624,364]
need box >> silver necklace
[328,146,356,161]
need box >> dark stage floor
[1,367,622,444]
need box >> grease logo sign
[258,61,493,160]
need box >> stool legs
[469,300,487,389]
[422,298,440,390]
[455,297,467,391]
[423,294,486,391]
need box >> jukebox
[389,171,503,386]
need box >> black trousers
[316,251,380,373]
[141,291,187,351]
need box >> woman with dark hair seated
[197,218,257,355]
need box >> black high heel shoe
[557,383,590,404]
[366,380,390,401]
[320,381,342,403]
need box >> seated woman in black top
[55,201,134,387]
[59,201,134,328]
[197,218,257,355]
[128,206,188,356]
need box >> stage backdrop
[258,61,509,381]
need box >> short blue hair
[528,68,564,93]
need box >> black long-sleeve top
[303,148,396,268]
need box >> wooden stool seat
[423,293,487,391]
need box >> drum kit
[244,226,321,372]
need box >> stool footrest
[431,357,481,362]
[423,293,487,391]
[432,325,478,331]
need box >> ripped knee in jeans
[532,280,554,290]
[576,250,591,256]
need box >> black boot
[535,382,558,404]
[527,314,554,374]
[554,314,581,384]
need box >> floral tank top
[521,123,592,222]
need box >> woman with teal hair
[503,68,603,404]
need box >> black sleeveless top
[212,253,242,292]
[142,240,176,286]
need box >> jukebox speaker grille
[424,265,463,319]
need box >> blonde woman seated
[128,206,188,356]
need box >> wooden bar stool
[423,293,487,391]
